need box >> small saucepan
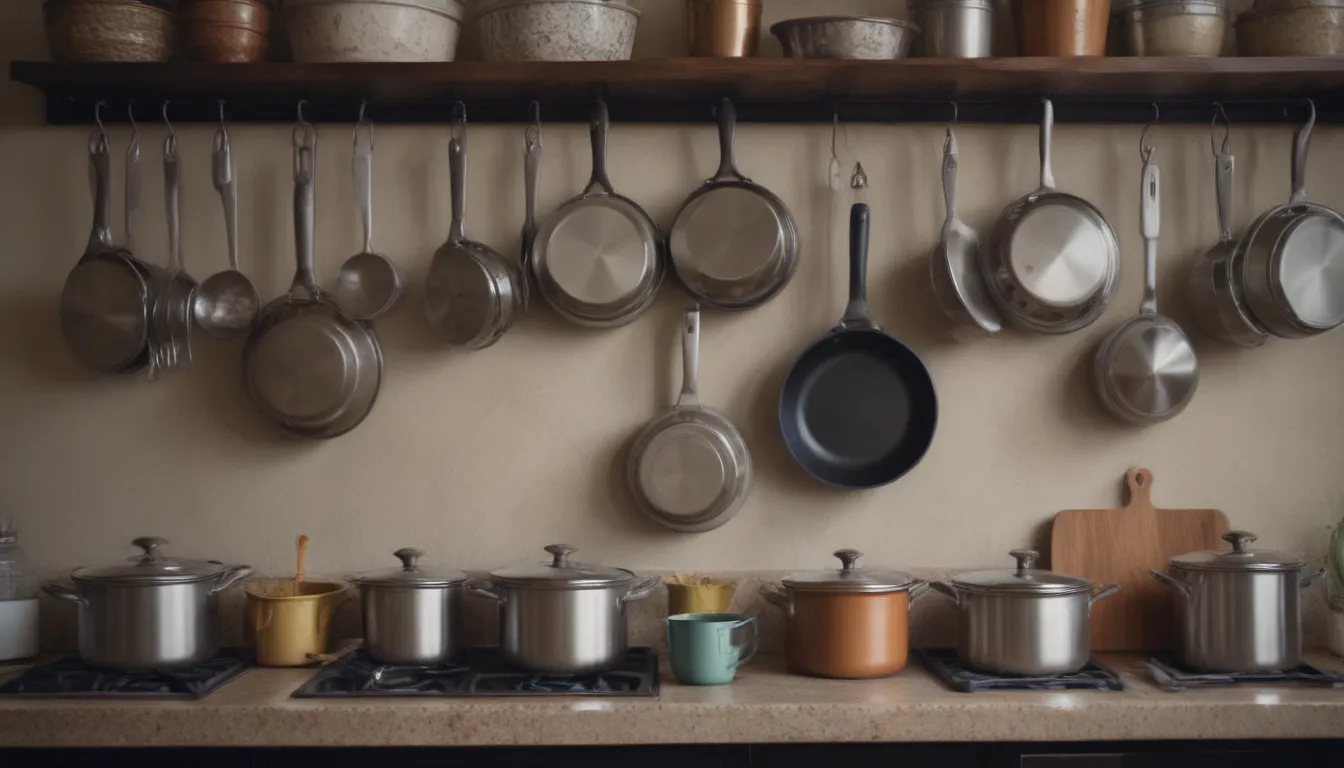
[349,548,467,665]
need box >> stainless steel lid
[782,549,918,593]
[1170,531,1305,572]
[71,537,229,585]
[912,0,994,10]
[489,544,636,589]
[951,549,1093,595]
[349,548,468,588]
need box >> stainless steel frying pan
[982,99,1119,334]
[531,103,663,328]
[243,121,383,440]
[668,99,797,310]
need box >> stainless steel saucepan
[349,548,467,665]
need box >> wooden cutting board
[1051,468,1230,652]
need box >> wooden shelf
[12,57,1344,125]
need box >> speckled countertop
[2,653,1343,747]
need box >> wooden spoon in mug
[295,534,309,590]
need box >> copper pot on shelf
[687,0,762,57]
[762,549,928,679]
[180,0,271,62]
[1015,0,1112,55]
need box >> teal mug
[667,612,759,685]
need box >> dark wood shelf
[12,57,1344,125]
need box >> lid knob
[1010,549,1039,573]
[1223,530,1257,554]
[393,548,423,571]
[131,536,167,561]
[833,549,863,571]
[544,544,577,567]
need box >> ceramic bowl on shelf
[44,0,177,62]
[770,15,919,59]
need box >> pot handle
[760,583,788,609]
[1149,569,1193,599]
[907,579,931,601]
[209,565,255,595]
[929,581,960,607]
[1088,582,1121,607]
[1301,566,1327,589]
[620,576,661,604]
[41,581,87,607]
[467,579,503,603]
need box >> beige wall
[2,1,1341,583]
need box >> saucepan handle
[467,579,503,603]
[1088,582,1121,607]
[210,565,255,595]
[1149,569,1193,599]
[929,581,960,607]
[42,581,88,607]
[907,580,931,601]
[1301,567,1326,590]
[621,576,661,604]
[760,583,788,609]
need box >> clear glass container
[0,517,38,601]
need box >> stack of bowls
[1238,0,1344,55]
[1112,0,1230,56]
[180,0,271,62]
[44,0,177,61]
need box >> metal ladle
[333,103,404,321]
[194,102,260,340]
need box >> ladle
[193,102,261,340]
[334,104,404,321]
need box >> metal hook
[293,101,315,153]
[162,101,177,157]
[526,100,541,148]
[1139,103,1158,164]
[162,100,174,138]
[950,100,959,125]
[127,101,138,136]
[92,100,109,146]
[830,109,840,163]
[297,100,312,127]
[354,100,373,152]
[1210,102,1231,158]
[451,101,467,143]
[217,99,226,126]
[1302,97,1317,128]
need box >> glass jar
[0,518,40,660]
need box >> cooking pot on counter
[763,549,928,678]
[932,549,1118,675]
[349,547,467,665]
[469,544,659,673]
[1151,530,1324,672]
[42,536,252,671]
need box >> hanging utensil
[125,108,167,381]
[1187,107,1268,349]
[930,108,1001,337]
[779,204,938,489]
[60,103,154,374]
[194,102,261,340]
[242,105,383,440]
[424,104,519,348]
[628,305,752,532]
[333,103,405,322]
[982,99,1120,334]
[519,103,542,311]
[154,103,198,371]
[1093,123,1199,425]
[531,102,663,328]
[668,98,798,310]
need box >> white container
[284,0,464,62]
[477,0,640,61]
[0,599,39,661]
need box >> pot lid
[489,544,636,589]
[782,549,917,593]
[70,537,229,584]
[349,548,467,588]
[1170,531,1305,572]
[951,550,1092,595]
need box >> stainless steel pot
[349,547,467,665]
[932,549,1119,675]
[911,0,994,57]
[469,544,659,673]
[41,537,252,671]
[1151,530,1324,672]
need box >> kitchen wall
[2,1,1342,596]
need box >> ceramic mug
[667,612,758,685]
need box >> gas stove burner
[917,649,1126,693]
[1145,656,1344,692]
[291,647,659,698]
[0,651,252,699]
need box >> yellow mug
[245,580,346,667]
[667,579,736,616]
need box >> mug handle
[727,617,759,669]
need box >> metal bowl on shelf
[771,15,919,59]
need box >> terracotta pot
[763,549,928,678]
[1014,0,1112,55]
[44,0,176,62]
[180,0,271,62]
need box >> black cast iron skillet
[779,204,938,489]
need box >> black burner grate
[1145,656,1344,692]
[917,649,1126,693]
[291,647,659,698]
[0,651,252,699]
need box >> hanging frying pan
[779,204,938,490]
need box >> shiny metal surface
[913,0,994,57]
[153,130,198,373]
[780,549,919,593]
[669,99,797,310]
[334,114,405,322]
[950,549,1096,596]
[629,307,751,532]
[982,100,1119,334]
[687,0,762,57]
[1121,0,1229,57]
[194,118,260,341]
[357,550,464,665]
[930,125,1001,335]
[771,16,919,59]
[1095,153,1199,425]
[531,103,663,328]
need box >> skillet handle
[839,203,875,330]
[1289,100,1314,205]
[711,98,747,183]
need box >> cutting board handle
[1124,467,1154,509]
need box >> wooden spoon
[295,534,309,591]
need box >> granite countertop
[2,653,1343,747]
